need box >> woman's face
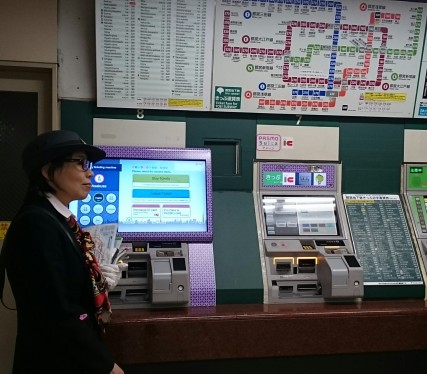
[42,151,94,205]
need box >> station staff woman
[1,130,124,374]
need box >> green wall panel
[60,99,427,305]
[186,115,257,191]
[61,100,97,143]
[212,191,263,304]
[340,122,404,194]
[123,350,427,373]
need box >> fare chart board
[95,0,214,110]
[212,0,427,117]
[343,194,423,286]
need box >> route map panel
[212,0,427,117]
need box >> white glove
[100,263,128,290]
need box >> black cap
[22,130,106,176]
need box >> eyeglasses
[63,158,93,171]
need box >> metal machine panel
[109,242,190,308]
[401,163,427,299]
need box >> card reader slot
[297,283,318,291]
[126,289,148,296]
[276,262,292,273]
[324,247,346,254]
[108,290,122,300]
[297,258,316,273]
[278,285,294,293]
[125,288,149,302]
[127,262,148,278]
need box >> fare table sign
[343,194,423,289]
[95,0,214,110]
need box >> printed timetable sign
[343,194,423,288]
[95,0,214,110]
[212,0,427,117]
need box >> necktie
[66,215,112,328]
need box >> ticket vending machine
[401,164,427,295]
[253,160,364,303]
[70,146,216,308]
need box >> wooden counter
[104,300,427,365]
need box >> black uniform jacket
[3,197,115,374]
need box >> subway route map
[212,0,427,117]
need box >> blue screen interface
[69,158,208,234]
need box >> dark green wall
[61,99,427,304]
[122,350,427,374]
